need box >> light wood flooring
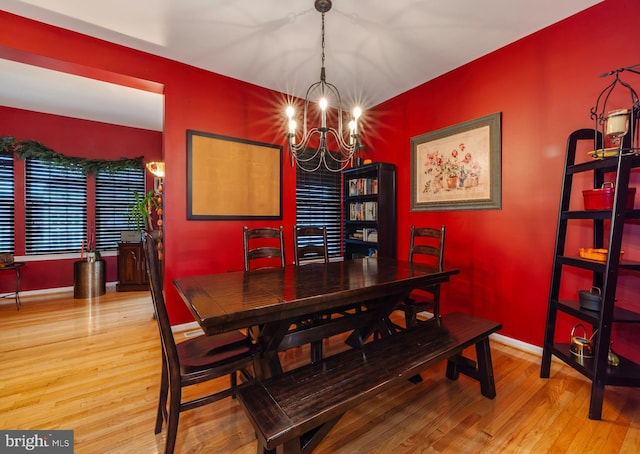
[1,290,639,453]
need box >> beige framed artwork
[411,112,501,211]
[187,130,282,219]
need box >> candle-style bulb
[288,119,297,144]
[348,120,356,144]
[319,98,328,128]
[286,105,295,119]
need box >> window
[25,159,87,254]
[95,168,145,250]
[0,155,14,252]
[296,153,342,257]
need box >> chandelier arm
[327,128,357,155]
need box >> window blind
[96,168,146,250]
[296,153,342,257]
[0,155,14,253]
[25,159,87,254]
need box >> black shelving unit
[540,128,640,419]
[343,163,396,259]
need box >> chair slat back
[243,226,285,271]
[142,232,180,377]
[408,225,445,270]
[294,225,329,265]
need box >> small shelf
[562,209,640,220]
[551,343,640,387]
[557,255,640,272]
[556,300,640,324]
[541,128,640,420]
[345,238,378,246]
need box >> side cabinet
[116,242,149,291]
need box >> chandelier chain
[321,12,326,72]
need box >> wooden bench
[237,312,502,454]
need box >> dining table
[174,257,459,378]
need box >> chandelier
[285,0,363,172]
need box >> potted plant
[128,190,159,235]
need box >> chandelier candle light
[285,0,363,172]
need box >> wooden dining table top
[174,257,459,336]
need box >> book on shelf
[362,228,378,243]
[364,201,377,221]
[348,178,379,196]
[349,201,377,221]
[349,202,364,220]
[350,228,364,240]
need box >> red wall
[366,0,640,357]
[1,0,639,357]
[0,106,162,292]
[0,10,297,323]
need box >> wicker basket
[578,248,624,262]
[0,252,14,267]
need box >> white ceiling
[1,0,602,131]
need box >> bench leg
[476,338,496,399]
[444,338,496,399]
[258,417,342,454]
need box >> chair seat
[405,288,435,305]
[177,331,253,374]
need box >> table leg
[345,295,401,348]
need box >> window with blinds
[25,159,87,254]
[0,155,14,253]
[96,168,146,250]
[295,154,343,257]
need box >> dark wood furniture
[293,225,328,265]
[142,232,255,454]
[293,225,329,363]
[243,226,285,271]
[396,225,446,326]
[174,258,459,379]
[343,163,396,259]
[238,312,501,454]
[174,259,499,453]
[0,261,25,310]
[540,128,640,420]
[116,242,149,291]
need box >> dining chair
[142,231,255,454]
[243,226,285,271]
[292,225,330,362]
[396,225,446,327]
[293,225,329,265]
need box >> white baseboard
[490,332,543,357]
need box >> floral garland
[0,135,143,175]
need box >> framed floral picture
[411,112,501,211]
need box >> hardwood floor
[1,290,639,453]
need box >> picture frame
[187,130,282,220]
[411,112,501,211]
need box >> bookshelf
[343,163,396,259]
